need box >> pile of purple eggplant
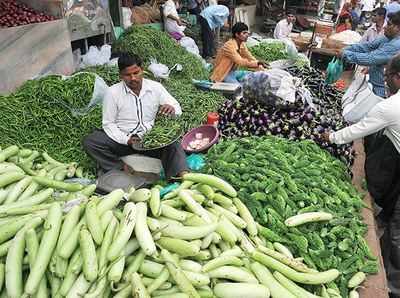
[218,66,355,167]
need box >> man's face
[373,13,384,24]
[287,14,296,24]
[236,30,250,42]
[384,19,400,38]
[385,64,400,95]
[120,65,143,92]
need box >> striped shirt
[102,79,182,145]
[343,35,400,97]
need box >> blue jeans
[223,70,248,83]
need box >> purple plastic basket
[181,125,220,153]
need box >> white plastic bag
[58,72,109,116]
[179,36,200,56]
[80,45,112,68]
[281,38,298,60]
[341,73,383,123]
[148,58,170,79]
[122,7,132,29]
[242,69,316,109]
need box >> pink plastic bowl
[181,125,220,153]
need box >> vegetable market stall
[0,144,385,297]
[0,22,390,297]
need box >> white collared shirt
[273,19,293,40]
[102,79,182,145]
[330,90,400,153]
[163,0,186,34]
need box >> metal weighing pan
[131,133,182,152]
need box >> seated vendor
[210,22,268,83]
[83,53,189,179]
[163,0,188,39]
[273,9,296,40]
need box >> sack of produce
[341,73,383,123]
[242,69,312,109]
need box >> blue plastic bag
[159,153,205,180]
[186,154,205,171]
[326,57,344,84]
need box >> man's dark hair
[374,7,386,17]
[117,53,143,72]
[389,53,400,75]
[286,8,296,16]
[387,11,400,26]
[232,22,249,37]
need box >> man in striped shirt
[337,11,400,97]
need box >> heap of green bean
[113,26,209,82]
[249,42,288,62]
[0,73,101,171]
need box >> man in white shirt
[322,56,400,292]
[361,7,386,42]
[273,10,296,40]
[83,53,188,179]
[163,0,187,36]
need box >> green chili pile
[205,136,378,297]
[0,73,101,170]
[141,79,226,149]
[141,115,183,148]
[113,26,209,82]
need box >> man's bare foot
[177,170,189,177]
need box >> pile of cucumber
[0,143,366,298]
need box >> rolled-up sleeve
[329,103,389,144]
[102,89,130,145]
[158,85,182,116]
[222,44,258,68]
[344,42,399,66]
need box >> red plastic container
[207,112,219,127]
[181,125,220,153]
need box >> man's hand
[177,19,185,26]
[321,132,331,143]
[257,61,269,68]
[361,67,369,74]
[336,49,343,58]
[159,104,175,116]
[127,135,141,146]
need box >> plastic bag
[80,45,112,68]
[326,57,344,84]
[186,153,205,171]
[56,72,109,116]
[179,36,200,56]
[148,58,170,79]
[242,70,316,110]
[281,38,299,60]
[121,7,132,29]
[341,73,382,123]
